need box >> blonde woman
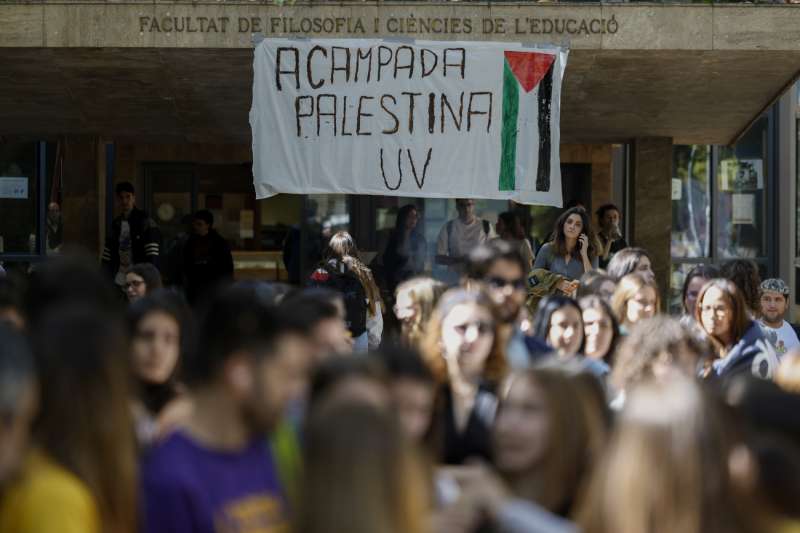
[578,377,775,533]
[611,272,660,334]
[393,277,447,351]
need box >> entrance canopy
[1,2,799,145]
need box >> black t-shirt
[439,383,497,465]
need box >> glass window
[298,194,349,278]
[671,145,710,259]
[715,117,768,259]
[0,142,38,255]
[150,167,194,259]
[671,113,774,313]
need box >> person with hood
[182,209,233,305]
[696,278,779,381]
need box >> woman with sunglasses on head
[421,288,507,465]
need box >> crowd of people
[1,199,800,533]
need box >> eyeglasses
[486,277,526,291]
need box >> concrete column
[629,137,673,307]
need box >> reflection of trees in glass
[672,145,709,259]
[716,136,765,259]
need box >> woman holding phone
[532,207,598,297]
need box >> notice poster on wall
[732,193,756,225]
[719,159,764,191]
[0,177,28,199]
[250,39,567,206]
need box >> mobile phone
[576,233,585,251]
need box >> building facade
[2,1,800,315]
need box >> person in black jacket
[102,182,162,289]
[182,209,234,305]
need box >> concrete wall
[115,142,251,194]
[5,2,800,51]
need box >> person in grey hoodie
[695,278,779,381]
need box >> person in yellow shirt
[0,450,100,533]
[0,297,138,533]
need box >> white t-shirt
[437,217,495,272]
[759,320,800,356]
[115,220,133,286]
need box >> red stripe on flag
[503,51,555,93]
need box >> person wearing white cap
[759,278,800,356]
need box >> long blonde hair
[296,402,429,533]
[395,277,446,350]
[577,377,766,533]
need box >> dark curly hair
[720,259,761,315]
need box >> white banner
[250,39,567,206]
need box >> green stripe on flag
[499,59,519,192]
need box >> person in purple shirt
[142,286,313,533]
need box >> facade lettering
[137,15,619,36]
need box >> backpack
[308,259,367,337]
[446,219,491,255]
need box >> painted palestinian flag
[499,51,557,193]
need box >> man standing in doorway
[102,182,162,289]
[436,199,495,282]
[759,278,800,356]
[595,203,628,269]
[183,209,234,305]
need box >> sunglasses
[486,276,526,291]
